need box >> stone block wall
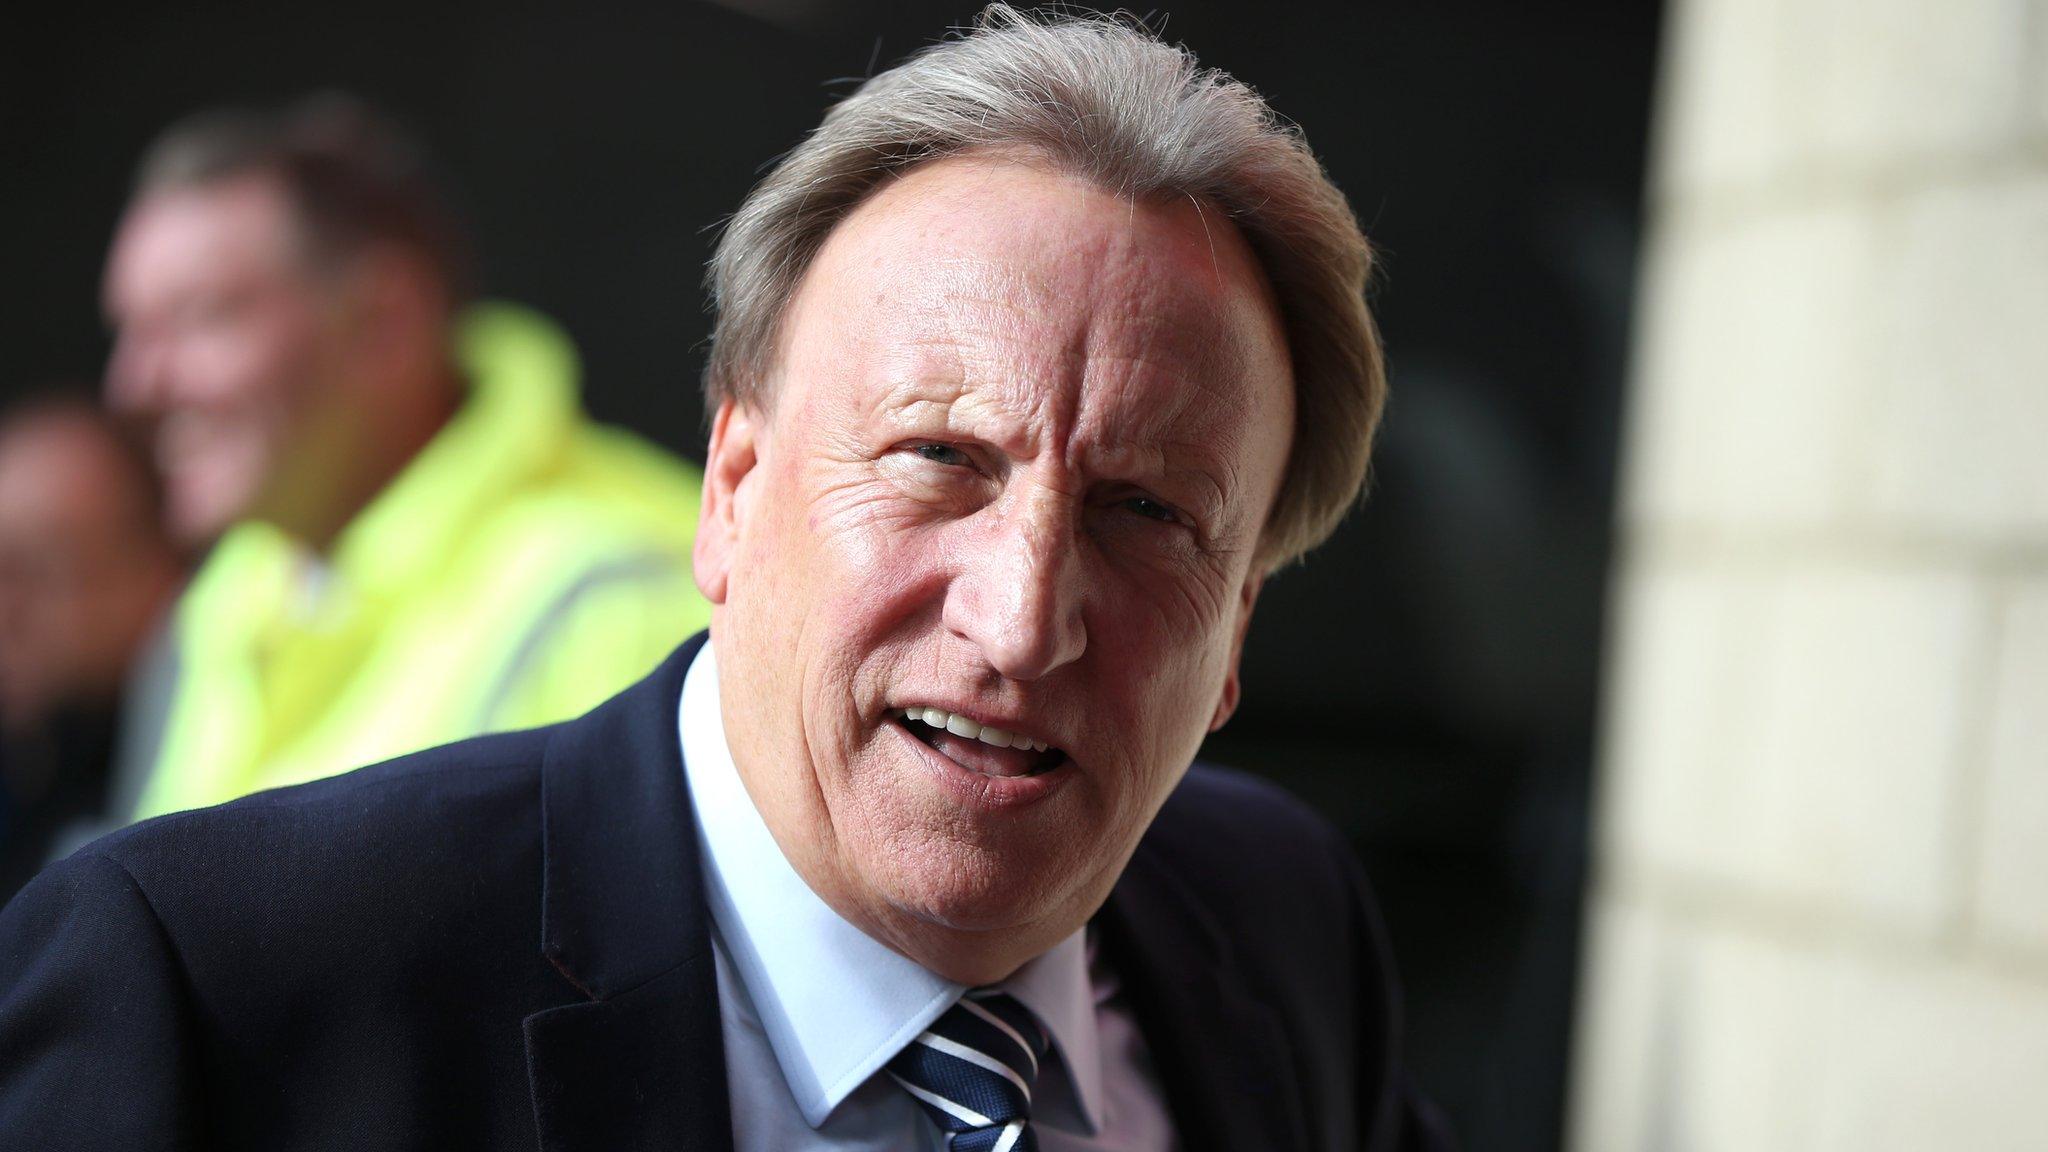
[1571,1,2048,1147]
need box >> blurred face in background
[696,156,1295,979]
[0,412,181,732]
[102,174,368,547]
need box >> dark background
[3,2,1663,1147]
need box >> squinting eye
[1122,496,1178,524]
[914,443,972,467]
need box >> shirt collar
[678,638,1105,1133]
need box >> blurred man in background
[0,397,184,898]
[100,96,709,819]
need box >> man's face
[102,175,356,546]
[698,156,1295,959]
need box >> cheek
[796,463,956,626]
[1084,571,1239,782]
[163,334,283,427]
[732,458,951,718]
[215,307,334,415]
[1093,557,1239,685]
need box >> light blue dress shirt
[678,640,1176,1151]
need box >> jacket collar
[1098,817,1309,1152]
[523,630,735,1151]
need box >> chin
[169,502,227,547]
[872,836,1087,938]
[168,477,247,546]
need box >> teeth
[898,707,1052,753]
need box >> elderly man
[0,8,1446,1150]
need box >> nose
[943,485,1087,681]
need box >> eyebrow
[876,374,1238,514]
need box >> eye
[1120,495,1181,524]
[913,442,973,468]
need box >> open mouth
[890,707,1067,779]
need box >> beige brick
[1568,896,1675,1152]
[1782,0,2029,169]
[1975,579,2048,953]
[1599,922,2048,1152]
[1602,557,1977,931]
[1815,953,2048,1149]
[1599,561,1766,878]
[1659,0,2027,196]
[1862,175,2048,538]
[1622,204,1879,530]
[1746,562,1978,928]
[1656,0,1797,193]
[1677,925,1843,1151]
[2036,0,2048,131]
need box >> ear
[693,399,763,605]
[1207,571,1264,731]
[329,246,445,387]
[340,246,431,348]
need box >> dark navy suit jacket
[0,633,1450,1150]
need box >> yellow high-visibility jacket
[133,303,709,819]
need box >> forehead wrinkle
[1064,270,1262,446]
[867,280,1081,465]
[1072,405,1240,524]
[821,157,1284,520]
[923,267,1260,513]
[923,258,1093,454]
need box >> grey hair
[705,4,1385,569]
[134,94,472,304]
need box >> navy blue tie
[888,989,1052,1152]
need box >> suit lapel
[522,633,735,1152]
[1097,837,1309,1152]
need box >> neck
[858,905,1081,987]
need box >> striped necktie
[887,989,1052,1152]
